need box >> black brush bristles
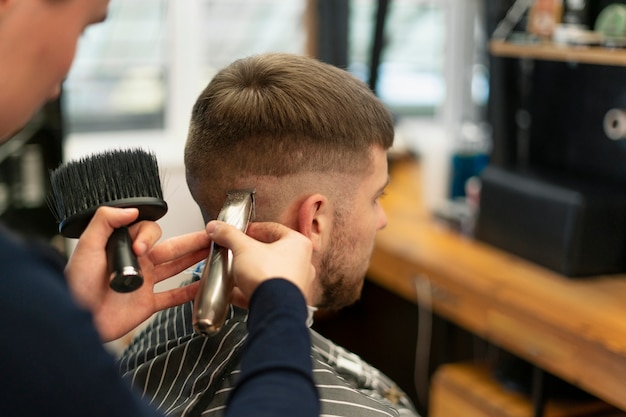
[48,148,168,293]
[49,148,166,235]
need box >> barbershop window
[63,0,168,133]
[348,0,446,117]
[63,0,486,136]
[348,0,489,124]
[62,0,308,134]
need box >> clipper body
[192,190,254,336]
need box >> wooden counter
[367,158,626,411]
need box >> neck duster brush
[48,148,168,293]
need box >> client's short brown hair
[184,52,394,220]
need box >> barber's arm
[65,206,211,341]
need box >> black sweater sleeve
[226,279,320,417]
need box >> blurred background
[3,0,488,246]
[9,2,626,416]
[0,2,530,416]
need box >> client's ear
[297,194,330,252]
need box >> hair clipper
[192,190,255,336]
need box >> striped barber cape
[118,300,420,417]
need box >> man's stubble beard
[316,219,372,311]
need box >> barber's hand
[65,207,211,342]
[206,220,316,307]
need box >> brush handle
[106,227,144,293]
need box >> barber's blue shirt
[0,227,318,417]
[0,227,160,417]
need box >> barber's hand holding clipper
[206,220,317,307]
[65,207,314,342]
[66,207,212,342]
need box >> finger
[75,207,139,249]
[206,221,252,252]
[245,222,291,243]
[230,287,249,309]
[148,248,209,284]
[147,231,211,266]
[152,280,200,311]
[128,220,163,256]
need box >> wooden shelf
[489,40,626,67]
[430,362,623,417]
[368,159,626,412]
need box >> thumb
[78,207,139,245]
[206,220,250,252]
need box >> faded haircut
[184,52,394,219]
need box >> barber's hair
[184,52,394,218]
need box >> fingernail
[206,221,217,234]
